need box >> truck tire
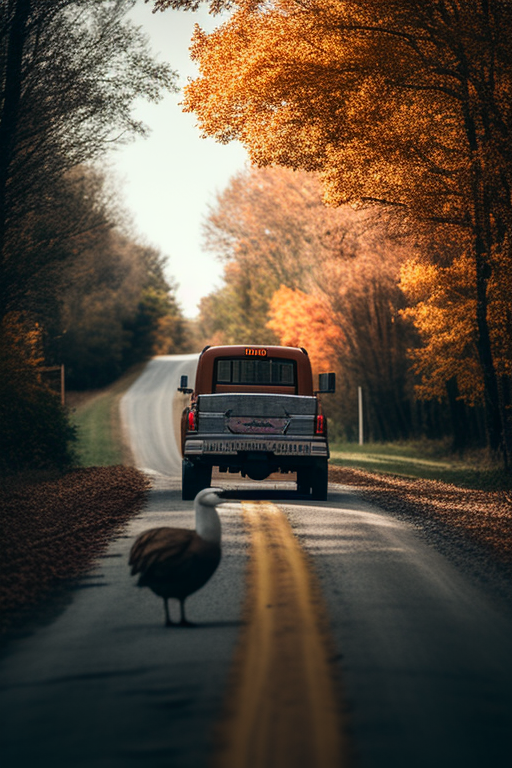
[296,468,311,495]
[310,460,328,501]
[182,460,212,501]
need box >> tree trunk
[0,0,31,320]
[473,225,504,457]
[446,376,467,455]
[459,52,507,465]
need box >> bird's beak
[216,489,234,499]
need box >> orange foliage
[199,165,366,345]
[267,286,344,373]
[183,1,512,449]
[198,162,416,438]
[183,0,495,227]
[267,236,416,439]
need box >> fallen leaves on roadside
[329,466,512,565]
[0,466,149,632]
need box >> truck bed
[196,393,317,436]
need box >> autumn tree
[399,247,512,450]
[198,164,417,439]
[0,0,176,321]
[0,313,76,472]
[199,165,365,343]
[158,0,512,460]
[197,262,280,346]
[268,249,415,441]
[58,237,189,389]
[0,0,177,471]
[32,168,191,389]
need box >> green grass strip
[69,365,145,467]
[329,441,510,490]
[70,393,124,467]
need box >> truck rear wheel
[296,468,311,495]
[311,460,328,501]
[182,460,212,501]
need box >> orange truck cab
[178,345,335,500]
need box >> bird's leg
[164,598,173,627]
[179,598,194,627]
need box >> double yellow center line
[216,502,350,768]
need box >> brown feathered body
[129,526,221,601]
[129,487,225,626]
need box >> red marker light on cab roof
[188,410,197,431]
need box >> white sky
[110,1,247,318]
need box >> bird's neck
[195,504,221,545]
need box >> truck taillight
[315,414,326,435]
[188,410,197,431]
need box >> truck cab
[178,345,335,500]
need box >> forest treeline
[0,1,191,473]
[154,0,512,467]
[196,166,486,449]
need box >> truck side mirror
[318,372,336,393]
[177,375,193,394]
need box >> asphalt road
[287,498,512,767]
[1,354,512,768]
[0,355,247,768]
[120,353,199,476]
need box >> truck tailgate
[197,393,316,436]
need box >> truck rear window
[215,358,296,387]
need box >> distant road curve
[121,353,199,477]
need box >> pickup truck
[178,345,335,500]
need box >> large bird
[129,488,228,627]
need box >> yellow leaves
[185,2,342,163]
[399,259,441,304]
[397,250,512,404]
[1,312,45,369]
[0,313,51,415]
